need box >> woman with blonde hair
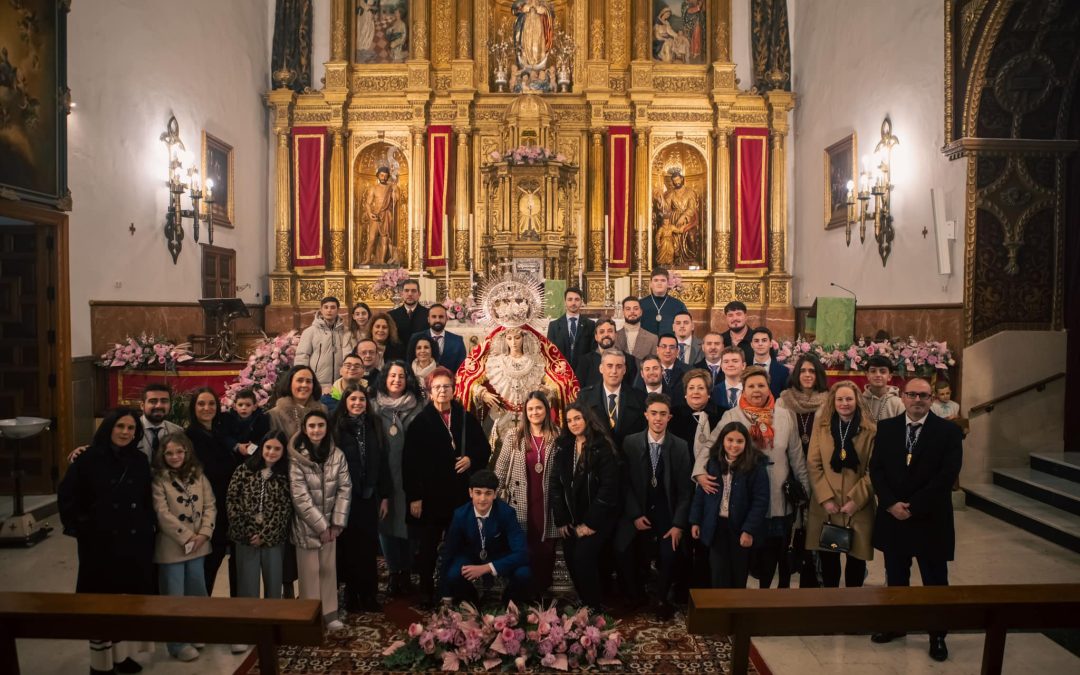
[806,380,877,587]
[493,390,561,599]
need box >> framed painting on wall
[824,133,856,230]
[0,0,69,208]
[202,131,235,227]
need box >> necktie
[728,387,738,408]
[678,343,687,362]
[649,442,661,481]
[568,317,578,358]
[663,368,672,386]
[756,362,767,368]
[709,364,719,380]
[607,393,617,428]
[906,423,922,465]
[435,334,444,351]
[149,427,162,452]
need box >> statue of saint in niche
[513,0,554,71]
[362,165,402,265]
[653,169,702,268]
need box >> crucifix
[129,222,136,236]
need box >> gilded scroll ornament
[734,281,761,304]
[653,75,706,93]
[635,19,649,61]
[330,231,347,270]
[590,19,605,59]
[414,21,428,59]
[332,15,346,60]
[272,278,292,304]
[768,280,789,305]
[434,0,453,65]
[714,231,731,270]
[457,19,471,59]
[349,109,413,122]
[299,279,325,303]
[326,279,346,300]
[610,0,628,65]
[353,75,409,91]
[275,231,291,271]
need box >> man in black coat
[579,349,647,451]
[634,334,688,403]
[719,301,754,365]
[869,377,963,662]
[388,279,429,346]
[574,319,638,389]
[614,393,692,619]
[547,287,595,378]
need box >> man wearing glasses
[320,353,370,414]
[868,377,963,663]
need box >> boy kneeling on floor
[440,469,532,605]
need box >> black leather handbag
[818,516,854,553]
[783,476,809,509]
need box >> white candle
[443,213,450,296]
[578,257,583,293]
[604,215,610,301]
[469,213,475,295]
[637,216,643,293]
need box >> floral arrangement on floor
[373,267,412,293]
[776,336,956,376]
[98,334,194,370]
[220,330,300,409]
[382,601,625,672]
[488,146,568,166]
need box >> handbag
[818,515,854,553]
[783,476,809,510]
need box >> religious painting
[202,132,234,227]
[352,141,408,267]
[651,143,707,269]
[824,133,856,230]
[0,0,68,207]
[652,0,706,64]
[508,0,557,93]
[354,0,408,64]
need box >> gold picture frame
[202,131,235,227]
[824,133,856,230]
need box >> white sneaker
[230,644,249,654]
[174,645,199,662]
[326,619,345,631]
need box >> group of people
[59,269,963,673]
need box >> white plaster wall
[67,0,273,357]
[789,0,966,307]
[731,0,753,89]
[312,0,330,89]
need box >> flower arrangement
[667,270,685,292]
[220,330,300,410]
[382,601,625,672]
[444,296,483,325]
[488,146,568,166]
[776,336,956,375]
[98,334,193,370]
[373,267,412,293]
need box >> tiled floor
[753,507,1080,674]
[4,507,1078,674]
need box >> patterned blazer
[493,427,561,541]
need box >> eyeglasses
[431,384,454,391]
[657,344,677,350]
[903,392,932,400]
[342,363,363,370]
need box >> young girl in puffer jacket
[152,433,217,662]
[289,410,352,630]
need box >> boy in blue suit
[440,470,532,605]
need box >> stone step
[1030,452,1080,484]
[963,483,1080,554]
[993,467,1080,516]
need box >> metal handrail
[968,371,1065,417]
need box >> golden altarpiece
[265,0,795,331]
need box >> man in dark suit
[869,378,963,663]
[638,334,687,403]
[547,287,595,379]
[672,311,703,367]
[579,349,647,451]
[440,470,531,605]
[575,319,637,389]
[748,327,789,397]
[388,279,429,347]
[614,393,692,619]
[407,303,467,373]
[719,301,754,365]
[711,346,746,411]
[634,355,667,396]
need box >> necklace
[837,417,853,460]
[530,433,546,473]
[255,470,268,524]
[650,295,669,323]
[439,407,456,450]
[797,412,812,445]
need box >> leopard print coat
[226,464,293,548]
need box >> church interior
[0,0,1077,673]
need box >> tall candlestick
[443,213,450,297]
[578,257,583,294]
[637,216,643,294]
[468,213,475,295]
[604,215,610,304]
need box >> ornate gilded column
[588,130,605,269]
[328,129,347,270]
[632,0,650,61]
[634,129,651,278]
[766,90,794,274]
[410,127,426,270]
[714,128,732,272]
[456,0,472,60]
[589,0,606,60]
[411,0,428,60]
[433,0,455,68]
[330,0,347,62]
[274,131,291,273]
[453,129,469,269]
[713,0,732,62]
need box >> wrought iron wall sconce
[160,115,215,264]
[845,116,899,266]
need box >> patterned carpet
[235,556,757,674]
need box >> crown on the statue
[476,272,546,329]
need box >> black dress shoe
[929,636,948,661]
[654,602,675,621]
[871,631,906,643]
[114,658,142,674]
[90,669,116,675]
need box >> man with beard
[575,319,638,389]
[548,287,595,380]
[615,296,659,367]
[407,303,467,373]
[672,311,703,366]
[634,355,667,395]
[719,301,754,364]
[694,332,726,401]
[639,268,688,336]
[137,383,184,459]
[388,279,429,347]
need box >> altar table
[105,362,246,408]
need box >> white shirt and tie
[678,339,693,364]
[724,381,743,408]
[648,433,665,486]
[904,412,928,464]
[567,314,581,359]
[139,416,182,459]
[604,384,619,428]
[703,361,722,382]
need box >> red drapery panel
[292,126,326,267]
[733,127,769,270]
[426,125,452,268]
[607,126,633,270]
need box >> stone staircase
[964,452,1080,554]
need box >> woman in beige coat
[807,380,877,587]
[289,409,352,630]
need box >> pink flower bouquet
[220,330,300,410]
[98,333,193,370]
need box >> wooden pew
[0,592,324,675]
[688,584,1080,675]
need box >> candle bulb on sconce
[159,115,216,262]
[845,116,899,266]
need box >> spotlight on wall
[845,116,899,266]
[160,115,215,264]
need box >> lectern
[198,297,250,362]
